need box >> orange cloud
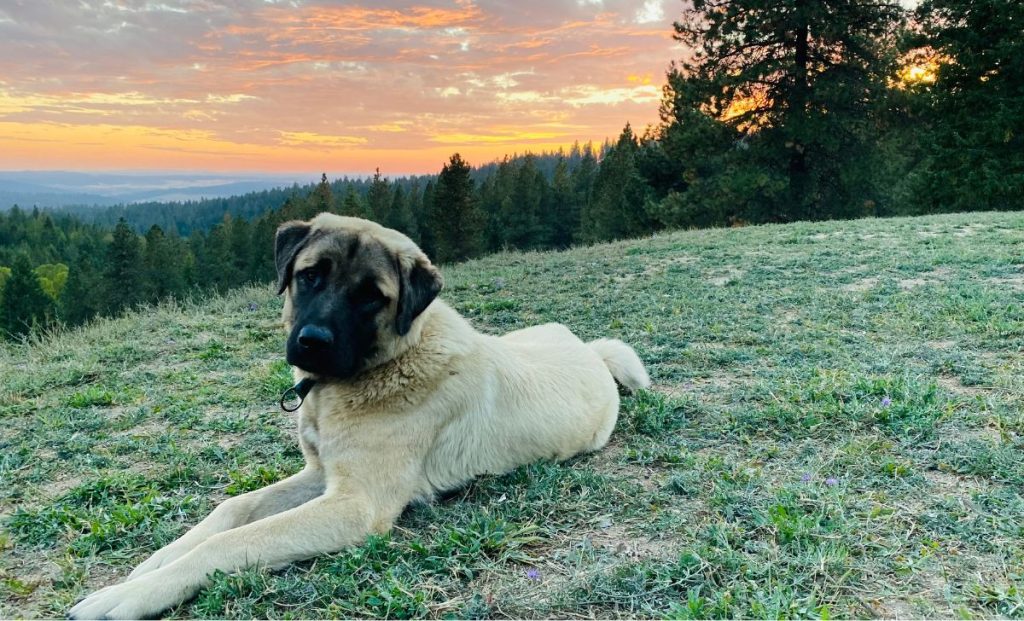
[429,127,570,144]
[278,131,368,148]
[0,1,679,174]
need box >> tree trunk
[788,0,810,221]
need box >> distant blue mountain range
[0,170,318,208]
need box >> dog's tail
[588,338,651,392]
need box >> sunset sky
[0,1,682,175]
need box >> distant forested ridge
[2,0,1021,339]
[0,145,610,337]
[50,145,608,237]
[52,176,434,237]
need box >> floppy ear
[274,221,312,295]
[395,255,443,336]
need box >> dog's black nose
[298,325,334,349]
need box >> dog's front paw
[69,574,178,620]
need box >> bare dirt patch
[878,571,955,618]
[615,254,699,283]
[584,442,663,495]
[936,375,989,397]
[843,277,879,292]
[653,373,749,402]
[898,278,929,289]
[653,254,698,271]
[115,417,165,438]
[986,274,1024,291]
[953,223,990,237]
[585,521,678,561]
[898,268,951,290]
[38,474,88,501]
[923,469,987,495]
[873,597,928,619]
[705,267,744,286]
[772,309,803,325]
[961,426,1005,444]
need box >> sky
[0,0,682,175]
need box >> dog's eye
[352,282,387,309]
[298,268,322,288]
[297,261,331,289]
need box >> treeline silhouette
[2,0,1021,339]
[0,145,609,337]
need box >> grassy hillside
[1,211,1022,619]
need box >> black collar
[280,377,318,412]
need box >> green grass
[2,211,1023,618]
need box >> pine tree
[143,225,186,303]
[906,0,1024,212]
[584,124,655,242]
[429,154,483,263]
[186,232,206,288]
[661,0,904,222]
[0,254,54,338]
[366,168,390,222]
[418,181,437,257]
[340,184,366,218]
[229,217,253,287]
[404,180,423,244]
[549,156,577,248]
[278,196,303,222]
[309,173,334,216]
[61,261,103,326]
[104,219,144,315]
[572,144,598,241]
[384,183,417,238]
[202,218,238,291]
[250,215,278,282]
[479,158,515,252]
[501,155,547,249]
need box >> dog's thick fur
[70,214,649,619]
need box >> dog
[70,213,650,619]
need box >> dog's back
[421,307,649,492]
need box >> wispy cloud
[278,131,369,148]
[0,0,680,173]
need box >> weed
[66,386,115,408]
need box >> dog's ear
[274,220,312,295]
[395,254,443,336]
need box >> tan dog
[70,214,650,619]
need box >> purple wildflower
[881,396,892,407]
[825,477,839,487]
[525,568,541,581]
[800,473,812,483]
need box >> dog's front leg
[69,490,380,620]
[127,466,324,580]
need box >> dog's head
[274,214,443,379]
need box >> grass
[1,211,1023,618]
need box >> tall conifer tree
[0,254,54,337]
[104,219,144,314]
[907,0,1024,212]
[656,0,903,223]
[429,154,483,263]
